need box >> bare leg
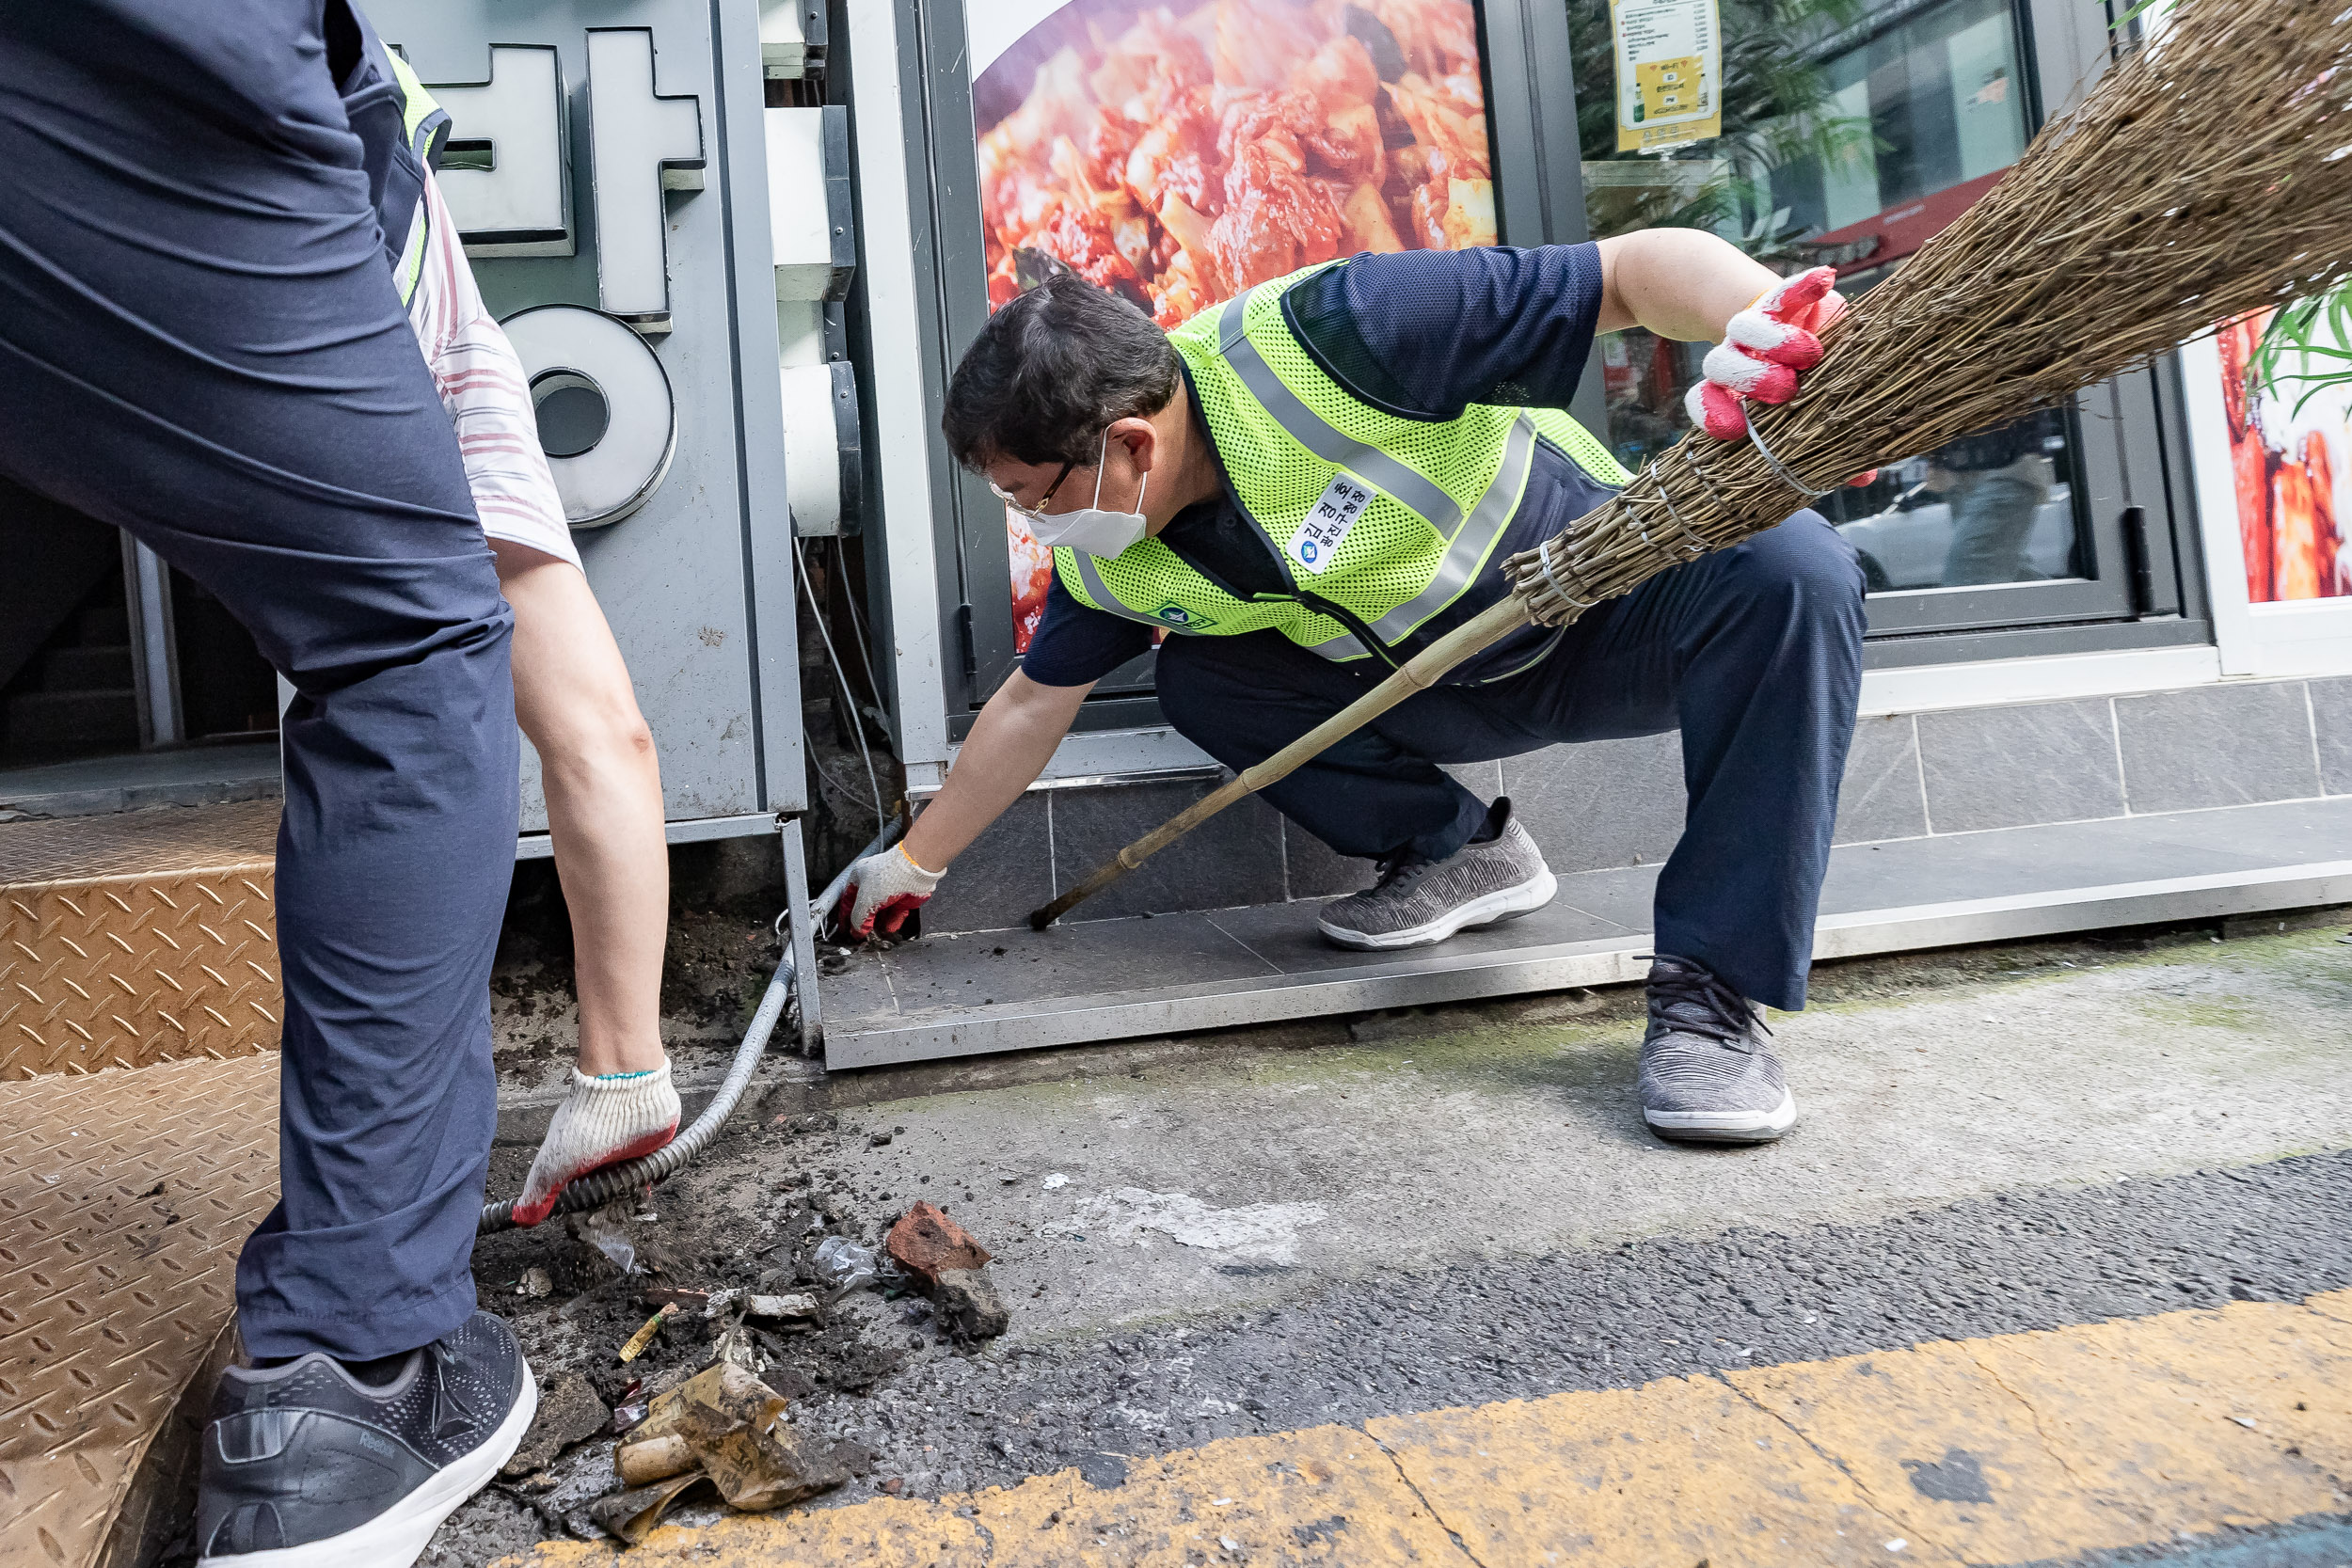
[493,541,668,1075]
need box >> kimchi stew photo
[975,0,1497,331]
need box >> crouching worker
[841,236,1867,1145]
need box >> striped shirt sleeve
[405,167,578,560]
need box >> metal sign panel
[371,0,803,829]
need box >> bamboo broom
[1029,0,2352,932]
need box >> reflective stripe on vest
[1216,281,1545,650]
[1216,286,1463,533]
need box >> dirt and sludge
[444,1103,1018,1565]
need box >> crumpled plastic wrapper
[595,1362,848,1542]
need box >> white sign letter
[587,28,705,332]
[431,44,573,257]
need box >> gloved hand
[512,1063,681,1227]
[837,843,944,939]
[1684,265,1845,442]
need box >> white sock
[513,1062,681,1227]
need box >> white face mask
[993,429,1150,560]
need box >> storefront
[2,0,2343,1063]
[827,0,2350,1063]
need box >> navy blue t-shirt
[1021,242,1607,688]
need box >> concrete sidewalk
[436,914,2352,1566]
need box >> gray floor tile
[917,792,1053,935]
[843,911,1281,1022]
[1502,734,1685,874]
[2102,795,2352,866]
[1915,697,2123,833]
[1817,813,2271,912]
[1048,778,1285,921]
[1835,715,1927,844]
[2116,682,2322,813]
[2311,677,2352,796]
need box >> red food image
[976,0,1495,626]
[2220,306,2349,604]
[2273,432,2340,602]
[1009,513,1054,654]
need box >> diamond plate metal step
[1,800,280,1081]
[0,1052,279,1568]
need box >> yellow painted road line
[500,1291,2352,1567]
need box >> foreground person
[3,6,555,1562]
[842,235,1866,1147]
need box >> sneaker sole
[1644,1086,1799,1144]
[1318,867,1558,951]
[197,1354,537,1568]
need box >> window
[1567,0,2207,654]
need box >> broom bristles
[1507,0,2352,625]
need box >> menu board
[968,0,1497,649]
[1609,0,1721,154]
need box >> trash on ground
[588,1471,707,1546]
[747,1291,820,1322]
[572,1202,642,1275]
[499,1372,610,1479]
[885,1201,992,1284]
[642,1286,711,1309]
[615,1433,695,1486]
[595,1360,848,1531]
[516,1266,552,1298]
[617,1303,675,1363]
[812,1235,879,1291]
[930,1267,1009,1341]
[886,1202,1009,1342]
[607,1400,649,1434]
[1042,1173,1070,1190]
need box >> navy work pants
[0,3,517,1359]
[1157,514,1866,1011]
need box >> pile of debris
[485,1180,1013,1546]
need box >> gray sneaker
[1638,956,1797,1143]
[1318,798,1555,950]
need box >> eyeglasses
[988,458,1076,525]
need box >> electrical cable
[829,535,892,753]
[793,535,884,830]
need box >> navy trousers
[0,3,517,1359]
[1157,514,1866,1011]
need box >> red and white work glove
[1684,266,1874,486]
[512,1064,682,1227]
[837,843,944,940]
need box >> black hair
[942,273,1182,471]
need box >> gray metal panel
[374,0,802,828]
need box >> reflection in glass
[1573,0,2082,593]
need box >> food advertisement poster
[1609,0,1721,154]
[2217,310,2348,604]
[968,0,1496,650]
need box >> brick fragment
[887,1199,992,1283]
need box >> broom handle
[1027,596,1533,930]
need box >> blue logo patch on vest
[1152,602,1215,631]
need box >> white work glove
[836,844,944,940]
[512,1063,681,1227]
